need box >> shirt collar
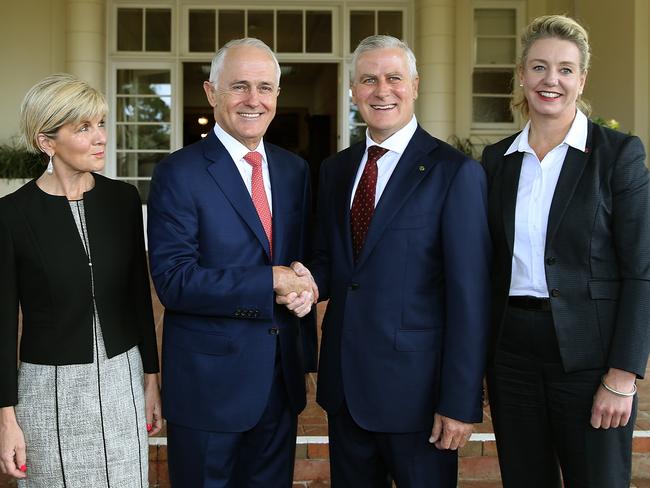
[213,122,267,164]
[365,115,418,157]
[504,109,589,156]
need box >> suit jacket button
[551,288,561,297]
[268,327,279,335]
[545,257,556,265]
[349,283,359,290]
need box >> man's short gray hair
[208,38,281,86]
[351,35,418,81]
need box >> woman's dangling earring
[46,154,54,175]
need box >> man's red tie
[350,145,388,260]
[244,151,273,255]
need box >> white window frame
[456,0,524,138]
[111,3,176,55]
[181,6,340,60]
[106,61,180,183]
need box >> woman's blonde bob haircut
[512,15,591,120]
[20,73,108,154]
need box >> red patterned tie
[244,151,273,255]
[350,145,388,260]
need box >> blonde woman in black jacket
[0,74,161,487]
[483,15,650,488]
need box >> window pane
[219,10,245,48]
[350,11,374,52]
[475,9,516,36]
[277,11,302,52]
[473,70,513,94]
[349,124,366,145]
[117,8,142,51]
[189,10,216,52]
[248,11,273,50]
[378,11,402,39]
[145,9,171,51]
[473,96,513,123]
[476,38,516,65]
[117,124,171,150]
[117,152,167,178]
[306,11,332,53]
[117,70,171,96]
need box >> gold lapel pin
[418,165,426,172]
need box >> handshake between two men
[272,262,318,317]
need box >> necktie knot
[244,151,263,168]
[367,145,388,163]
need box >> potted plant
[0,139,44,196]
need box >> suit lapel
[355,128,438,268]
[545,123,593,249]
[501,152,523,255]
[203,132,271,259]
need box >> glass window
[475,9,515,36]
[248,11,274,50]
[277,11,302,53]
[117,8,171,52]
[189,10,216,52]
[472,7,518,127]
[145,9,171,52]
[115,69,172,202]
[378,11,402,39]
[306,11,332,53]
[350,11,374,50]
[117,9,142,51]
[219,10,245,48]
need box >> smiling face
[39,116,107,175]
[203,45,279,150]
[519,37,587,123]
[351,47,419,143]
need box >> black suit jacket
[0,174,159,407]
[482,121,650,377]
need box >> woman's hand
[591,368,636,429]
[144,373,163,436]
[0,406,27,479]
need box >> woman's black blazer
[482,121,650,378]
[0,174,159,407]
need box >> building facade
[1,0,648,201]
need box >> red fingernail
[19,464,27,472]
[146,424,152,432]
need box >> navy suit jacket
[147,131,315,432]
[312,126,491,432]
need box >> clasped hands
[273,261,318,317]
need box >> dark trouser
[488,305,636,488]
[167,362,297,488]
[327,402,457,488]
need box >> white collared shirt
[350,115,418,208]
[213,123,273,214]
[506,109,588,297]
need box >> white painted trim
[146,430,650,446]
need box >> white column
[66,0,105,91]
[414,0,456,141]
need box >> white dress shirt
[350,115,418,208]
[506,109,588,297]
[213,123,273,214]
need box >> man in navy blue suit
[147,38,317,487]
[293,35,491,486]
